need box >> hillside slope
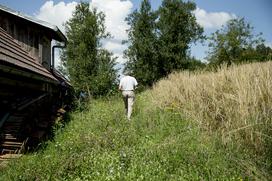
[1,62,272,180]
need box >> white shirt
[119,76,138,91]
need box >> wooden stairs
[0,113,28,168]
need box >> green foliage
[1,93,271,180]
[207,18,265,65]
[124,0,204,87]
[242,43,272,62]
[62,2,117,97]
[185,57,206,71]
[256,43,271,60]
[157,0,204,75]
[124,0,159,87]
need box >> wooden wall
[0,12,52,70]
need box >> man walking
[119,72,138,120]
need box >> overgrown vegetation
[152,61,272,162]
[0,93,268,181]
[1,62,272,180]
[3,1,270,180]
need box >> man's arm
[119,79,123,91]
[134,78,138,90]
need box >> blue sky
[1,0,271,63]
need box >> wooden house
[0,5,66,69]
[0,5,70,154]
[0,4,68,95]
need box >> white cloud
[114,53,127,64]
[265,42,272,48]
[103,40,126,54]
[102,40,127,63]
[90,0,133,64]
[194,7,236,29]
[35,1,77,34]
[90,0,133,40]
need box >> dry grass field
[152,61,272,155]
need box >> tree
[255,43,272,61]
[157,0,204,76]
[62,2,117,97]
[124,0,158,87]
[124,0,204,87]
[186,57,206,71]
[207,18,264,65]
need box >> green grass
[0,92,270,180]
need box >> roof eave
[0,4,67,43]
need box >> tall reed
[151,62,272,154]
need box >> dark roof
[0,27,58,83]
[0,4,67,42]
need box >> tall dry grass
[151,61,272,154]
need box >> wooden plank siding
[0,5,70,93]
[0,11,52,70]
[0,27,58,83]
